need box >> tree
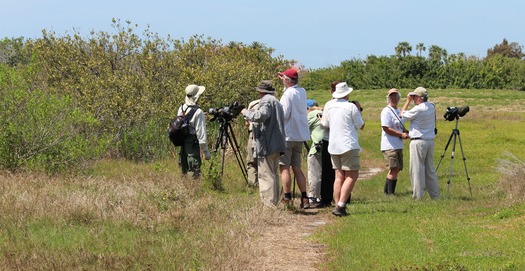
[487,38,524,59]
[428,45,447,63]
[395,41,412,57]
[416,43,426,57]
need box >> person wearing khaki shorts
[321,82,365,216]
[380,88,409,195]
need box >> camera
[209,101,245,122]
[443,106,469,121]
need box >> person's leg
[307,152,322,200]
[258,152,280,206]
[410,140,426,199]
[320,140,335,206]
[246,135,258,186]
[339,170,359,205]
[279,142,293,201]
[186,140,202,178]
[333,169,345,204]
[425,141,440,199]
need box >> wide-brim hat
[185,84,205,104]
[255,80,276,94]
[332,82,353,99]
[408,87,428,97]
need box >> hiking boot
[300,198,310,209]
[332,206,348,217]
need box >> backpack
[168,105,197,146]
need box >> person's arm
[400,95,413,117]
[382,126,409,139]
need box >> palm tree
[416,43,426,57]
[395,41,412,57]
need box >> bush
[0,71,107,172]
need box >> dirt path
[249,168,383,271]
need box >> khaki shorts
[279,141,304,167]
[382,149,403,170]
[331,149,360,171]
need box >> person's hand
[406,94,413,103]
[401,132,410,139]
[204,150,211,160]
[200,143,211,160]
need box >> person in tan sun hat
[400,87,440,200]
[177,84,211,178]
[380,88,410,196]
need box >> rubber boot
[383,178,389,194]
[387,179,397,195]
[391,179,398,195]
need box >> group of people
[240,69,367,216]
[176,68,440,217]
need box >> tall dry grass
[498,152,525,203]
[0,160,294,270]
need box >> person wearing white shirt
[277,68,311,209]
[400,87,440,200]
[321,82,365,216]
[380,88,410,195]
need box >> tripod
[209,117,248,184]
[435,116,472,198]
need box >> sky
[1,0,524,69]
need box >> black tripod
[435,116,472,198]
[210,117,248,184]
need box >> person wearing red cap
[380,88,409,195]
[277,68,311,209]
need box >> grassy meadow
[1,88,524,270]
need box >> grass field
[1,88,524,270]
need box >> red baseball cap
[279,68,298,79]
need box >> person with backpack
[177,84,211,178]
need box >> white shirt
[380,106,405,150]
[321,99,365,155]
[279,85,310,142]
[401,102,436,140]
[178,104,207,145]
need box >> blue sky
[1,0,523,69]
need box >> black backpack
[168,105,197,146]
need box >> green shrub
[0,76,107,172]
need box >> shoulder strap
[387,106,408,132]
[184,105,198,121]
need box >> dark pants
[179,135,201,177]
[320,139,335,205]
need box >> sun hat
[185,84,205,105]
[278,68,299,79]
[408,87,428,97]
[387,88,399,96]
[255,80,276,94]
[332,82,353,99]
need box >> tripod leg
[456,133,473,197]
[225,123,249,184]
[446,132,458,199]
[436,130,454,171]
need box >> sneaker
[300,198,310,209]
[332,206,348,217]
